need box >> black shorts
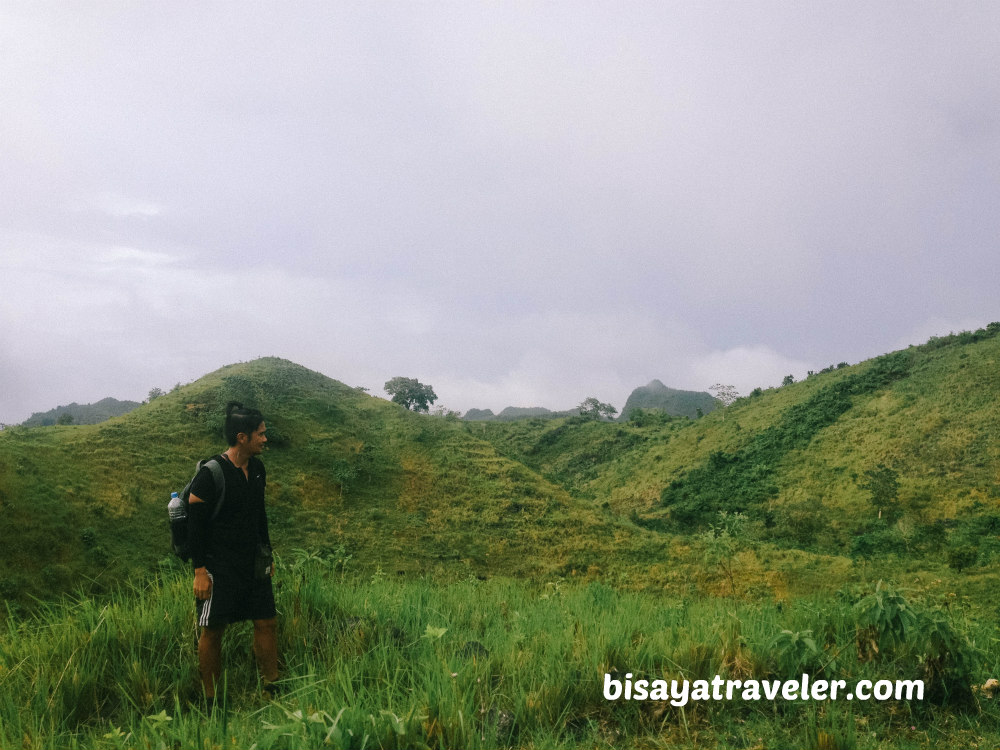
[196,562,276,628]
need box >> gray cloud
[2,2,997,422]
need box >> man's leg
[198,625,226,699]
[253,617,279,684]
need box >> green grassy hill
[476,327,999,527]
[0,358,668,610]
[470,325,1000,599]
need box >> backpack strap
[204,457,227,521]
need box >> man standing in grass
[188,401,279,707]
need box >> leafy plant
[699,511,749,596]
[853,581,917,661]
[768,629,822,676]
[912,610,976,705]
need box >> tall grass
[2,557,998,749]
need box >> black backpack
[168,457,226,561]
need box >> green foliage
[661,351,914,529]
[914,609,976,705]
[771,500,825,548]
[853,580,917,652]
[849,521,907,559]
[850,581,977,706]
[384,376,438,412]
[699,511,750,595]
[916,322,1000,352]
[945,513,1000,571]
[1,571,997,748]
[946,545,978,572]
[469,417,649,500]
[576,397,617,421]
[802,707,857,750]
[626,408,673,427]
[768,629,821,676]
[858,463,900,522]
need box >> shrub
[913,610,976,705]
[946,545,978,572]
[849,522,906,559]
[853,581,916,662]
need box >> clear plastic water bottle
[168,491,185,522]
[168,491,187,556]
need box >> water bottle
[168,491,185,522]
[168,491,187,556]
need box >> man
[188,401,278,706]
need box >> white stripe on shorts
[198,572,215,627]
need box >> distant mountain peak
[21,397,142,427]
[620,381,716,420]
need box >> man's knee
[254,618,277,635]
[200,625,225,645]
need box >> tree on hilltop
[709,384,740,421]
[384,377,438,412]
[577,397,618,421]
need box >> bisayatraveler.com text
[604,673,924,706]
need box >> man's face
[242,422,267,455]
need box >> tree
[577,397,618,421]
[147,387,165,402]
[384,377,438,412]
[709,384,739,421]
[859,464,900,522]
[782,374,795,386]
[431,405,460,420]
[56,413,74,425]
[700,511,749,596]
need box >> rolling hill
[467,325,1000,599]
[477,328,999,519]
[0,359,669,609]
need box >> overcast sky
[1,2,997,423]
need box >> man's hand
[194,567,213,600]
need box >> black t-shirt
[189,454,270,573]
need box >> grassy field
[2,555,998,749]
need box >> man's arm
[256,459,274,576]
[189,493,213,599]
